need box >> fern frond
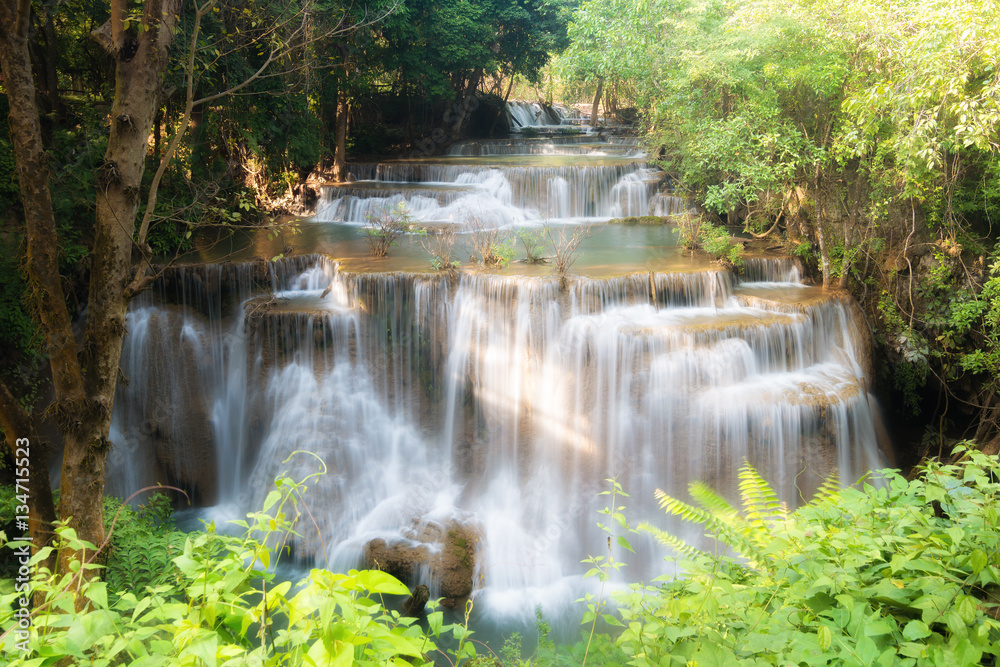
[654,488,723,533]
[637,522,706,560]
[688,481,738,519]
[655,487,771,569]
[808,471,842,508]
[738,461,784,525]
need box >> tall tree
[0,0,388,578]
[0,0,183,577]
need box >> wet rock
[364,520,480,608]
[403,584,430,617]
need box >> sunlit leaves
[619,448,1000,666]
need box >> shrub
[545,223,592,285]
[420,225,462,270]
[466,217,517,268]
[618,447,1000,666]
[101,493,186,601]
[518,229,548,263]
[0,472,474,665]
[365,202,412,258]
[698,220,744,268]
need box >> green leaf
[85,581,109,609]
[817,624,832,651]
[903,619,932,641]
[354,570,411,595]
[617,535,636,553]
[262,490,282,513]
[970,549,987,573]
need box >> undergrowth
[3,448,1000,665]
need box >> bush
[698,220,744,268]
[546,223,592,285]
[0,473,474,665]
[365,202,413,258]
[101,493,186,601]
[420,225,462,270]
[518,229,548,263]
[618,447,1000,666]
[466,217,517,268]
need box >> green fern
[688,481,739,519]
[805,471,842,510]
[639,521,707,559]
[652,462,841,571]
[102,494,187,600]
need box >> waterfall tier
[110,255,885,623]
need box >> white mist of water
[108,258,884,626]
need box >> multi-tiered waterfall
[109,134,886,630]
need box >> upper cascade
[315,130,664,225]
[506,100,583,128]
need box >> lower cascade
[109,254,886,625]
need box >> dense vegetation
[0,0,576,581]
[4,450,1000,663]
[4,0,1000,663]
[557,0,1000,456]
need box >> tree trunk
[42,2,61,120]
[333,89,349,181]
[0,0,82,571]
[488,74,516,137]
[448,68,483,141]
[590,77,604,126]
[0,384,57,575]
[0,0,181,582]
[68,0,183,569]
[815,207,832,289]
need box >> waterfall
[649,192,696,217]
[318,162,660,223]
[507,100,563,127]
[109,130,885,631]
[316,132,658,225]
[110,253,886,624]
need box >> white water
[108,131,884,630]
[316,134,662,224]
[109,254,885,626]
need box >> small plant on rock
[420,225,462,270]
[518,229,548,263]
[466,216,517,268]
[546,223,593,286]
[364,201,412,258]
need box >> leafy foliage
[698,221,744,269]
[466,218,517,268]
[620,451,1000,666]
[100,494,186,601]
[0,473,474,665]
[364,202,414,258]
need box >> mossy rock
[607,215,669,225]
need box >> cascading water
[316,133,661,224]
[506,100,568,128]
[111,256,885,624]
[109,134,887,636]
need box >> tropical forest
[1,0,999,664]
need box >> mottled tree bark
[64,0,183,573]
[591,77,604,126]
[0,0,75,567]
[0,0,181,584]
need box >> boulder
[364,520,480,608]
